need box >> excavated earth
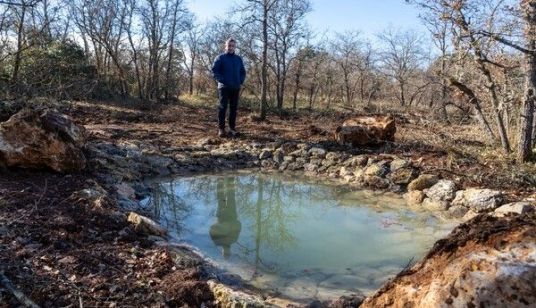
[0,99,535,307]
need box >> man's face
[226,41,236,54]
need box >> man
[211,38,246,137]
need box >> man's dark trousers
[218,87,240,130]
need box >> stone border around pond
[89,138,535,220]
[87,138,536,307]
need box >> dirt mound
[362,213,536,308]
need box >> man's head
[225,38,236,54]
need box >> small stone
[308,147,327,158]
[404,190,425,206]
[279,142,298,154]
[494,202,534,216]
[364,175,390,189]
[462,209,479,221]
[339,166,354,177]
[390,158,411,171]
[422,198,450,211]
[364,163,389,177]
[345,155,368,167]
[408,174,439,191]
[387,167,418,185]
[321,159,337,167]
[448,205,469,219]
[289,149,307,158]
[304,163,319,173]
[261,159,277,168]
[127,212,167,237]
[272,149,284,164]
[325,152,342,162]
[115,182,136,199]
[259,149,272,160]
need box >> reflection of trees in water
[230,174,342,276]
[149,176,215,235]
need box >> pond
[144,172,458,302]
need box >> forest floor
[1,97,535,307]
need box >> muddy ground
[1,99,535,307]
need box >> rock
[127,212,167,237]
[272,149,284,164]
[494,202,534,216]
[361,214,536,308]
[448,205,469,219]
[261,159,277,169]
[278,161,289,171]
[321,159,337,168]
[325,152,342,162]
[208,280,268,307]
[289,149,308,158]
[145,155,174,174]
[0,108,86,172]
[279,142,298,154]
[364,175,390,189]
[259,149,272,160]
[344,155,369,168]
[364,162,389,177]
[339,166,354,177]
[462,209,479,221]
[330,294,365,308]
[309,147,327,158]
[387,167,418,185]
[424,180,457,202]
[297,142,311,151]
[404,190,425,206]
[422,198,449,211]
[452,189,504,212]
[390,158,411,171]
[287,162,303,171]
[408,174,439,191]
[115,182,136,199]
[334,115,396,146]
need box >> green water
[147,172,457,302]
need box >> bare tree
[267,0,310,111]
[377,28,426,107]
[181,22,200,95]
[236,0,278,120]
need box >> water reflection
[210,177,241,259]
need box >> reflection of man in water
[209,177,241,259]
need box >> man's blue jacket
[211,52,246,90]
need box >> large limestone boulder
[334,115,396,146]
[452,188,504,212]
[362,214,536,308]
[424,180,457,202]
[0,108,86,172]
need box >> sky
[186,0,428,41]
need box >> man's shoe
[229,129,239,137]
[218,129,226,137]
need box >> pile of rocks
[404,175,534,219]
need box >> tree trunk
[449,78,496,143]
[519,0,536,162]
[11,3,27,88]
[260,1,269,120]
